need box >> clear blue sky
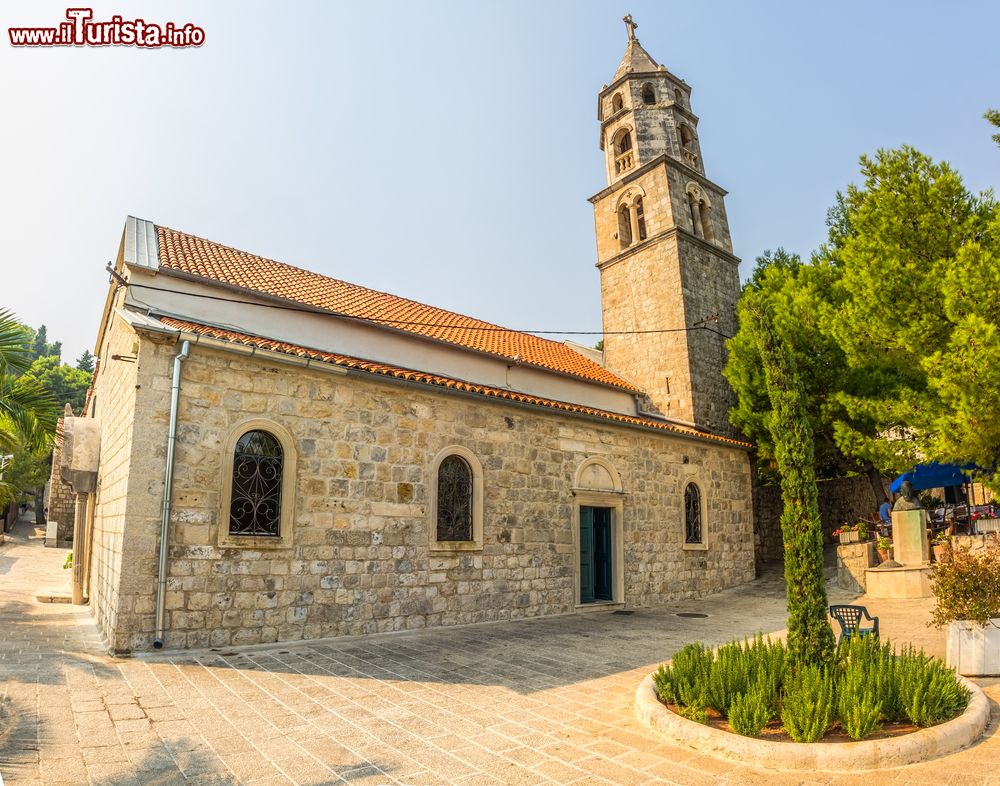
[2,1,998,365]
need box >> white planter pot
[947,620,1000,676]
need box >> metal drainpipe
[154,340,190,649]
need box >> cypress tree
[747,295,835,666]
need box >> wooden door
[580,506,594,603]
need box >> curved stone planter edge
[634,672,990,771]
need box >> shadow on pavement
[158,564,797,696]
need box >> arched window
[618,204,633,249]
[430,446,484,551]
[679,125,694,152]
[229,430,283,537]
[436,454,473,541]
[611,92,624,112]
[617,130,632,154]
[635,196,647,241]
[641,84,656,104]
[686,183,711,240]
[699,201,715,243]
[612,128,635,176]
[684,482,702,544]
[688,191,702,237]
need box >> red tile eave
[154,316,752,450]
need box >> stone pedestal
[865,565,934,598]
[892,508,929,566]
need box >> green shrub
[653,642,713,708]
[930,541,1000,627]
[837,664,882,739]
[896,645,970,726]
[781,664,836,742]
[676,701,709,724]
[835,635,887,739]
[656,636,788,718]
[653,664,676,705]
[728,683,773,737]
[704,641,750,715]
[751,635,788,714]
[656,634,969,741]
[871,651,903,722]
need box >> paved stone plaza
[2,517,1000,785]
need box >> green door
[593,507,613,601]
[580,506,595,603]
[580,506,613,603]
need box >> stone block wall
[673,232,739,434]
[94,333,756,653]
[755,475,882,565]
[950,533,1000,554]
[836,542,874,593]
[89,312,142,643]
[46,420,77,546]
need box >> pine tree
[29,325,61,362]
[75,349,95,373]
[987,109,1000,148]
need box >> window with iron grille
[684,482,702,544]
[229,430,283,537]
[436,454,473,541]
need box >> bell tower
[591,16,741,434]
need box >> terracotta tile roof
[156,317,751,449]
[154,225,636,392]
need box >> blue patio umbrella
[889,462,981,493]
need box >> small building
[75,25,754,653]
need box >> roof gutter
[153,339,189,649]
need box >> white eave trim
[113,308,347,376]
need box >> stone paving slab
[1,518,999,785]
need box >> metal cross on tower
[623,14,638,42]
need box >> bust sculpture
[892,480,923,512]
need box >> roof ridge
[155,222,535,336]
[152,221,639,392]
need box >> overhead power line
[110,269,733,340]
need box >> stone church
[70,22,754,653]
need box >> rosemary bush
[728,683,773,737]
[655,632,969,741]
[837,665,882,739]
[895,645,971,726]
[781,664,836,742]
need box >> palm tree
[0,310,59,529]
[0,309,58,448]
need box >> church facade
[75,26,754,654]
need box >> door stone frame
[572,491,625,607]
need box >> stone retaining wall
[45,420,76,547]
[836,542,875,592]
[755,475,882,565]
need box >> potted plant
[833,525,859,545]
[876,535,892,563]
[932,532,951,562]
[931,541,1000,675]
